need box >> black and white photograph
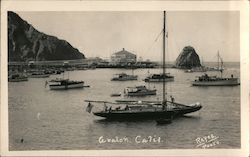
[1,1,249,157]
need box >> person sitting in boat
[162,104,166,110]
[115,106,121,111]
[204,73,209,80]
[125,105,129,110]
[199,73,209,81]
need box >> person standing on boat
[125,105,129,110]
[108,106,112,112]
[103,103,108,111]
[170,95,175,103]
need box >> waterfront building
[110,48,137,65]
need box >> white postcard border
[1,1,249,156]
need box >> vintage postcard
[1,1,249,156]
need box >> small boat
[144,73,174,82]
[124,86,156,96]
[156,118,172,125]
[48,78,84,90]
[28,71,50,78]
[192,73,240,86]
[206,51,225,71]
[192,52,240,86]
[8,73,28,82]
[111,73,138,81]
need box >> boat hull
[93,105,202,120]
[125,90,157,96]
[111,77,138,81]
[8,78,28,82]
[94,110,174,120]
[49,82,84,90]
[192,78,240,86]
[144,77,174,82]
[29,74,50,78]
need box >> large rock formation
[175,46,201,68]
[8,11,85,62]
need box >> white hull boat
[192,77,239,86]
[111,73,138,81]
[124,86,157,96]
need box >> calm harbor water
[8,62,240,150]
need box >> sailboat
[47,71,84,90]
[85,11,202,120]
[192,52,240,86]
[207,51,225,71]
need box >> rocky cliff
[175,46,201,68]
[8,11,85,62]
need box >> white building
[110,48,137,65]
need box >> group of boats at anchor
[110,72,174,97]
[85,72,239,123]
[9,11,240,124]
[85,11,198,123]
[85,11,240,123]
[8,71,50,82]
[8,69,63,82]
[109,65,240,98]
[8,69,88,90]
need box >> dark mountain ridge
[8,11,85,62]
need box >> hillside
[8,11,85,62]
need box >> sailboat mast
[218,51,223,78]
[217,51,220,70]
[163,11,166,104]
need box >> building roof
[113,48,136,56]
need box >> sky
[16,11,240,62]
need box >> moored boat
[48,78,84,90]
[192,52,240,86]
[8,73,28,82]
[192,73,240,86]
[144,73,174,82]
[111,73,138,81]
[86,100,202,120]
[124,86,156,96]
[28,71,50,78]
[206,51,225,72]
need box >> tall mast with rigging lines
[163,11,166,105]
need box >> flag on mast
[86,102,94,113]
